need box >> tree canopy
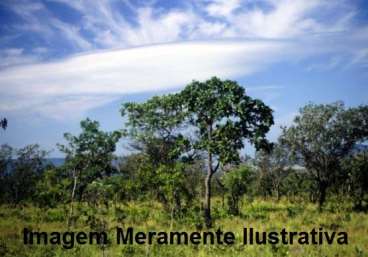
[281,102,368,208]
[122,77,274,227]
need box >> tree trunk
[318,180,327,211]
[174,190,181,217]
[275,183,280,201]
[68,169,78,229]
[204,171,212,228]
[203,122,215,228]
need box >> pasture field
[0,198,367,257]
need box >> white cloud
[205,0,241,17]
[4,0,366,58]
[50,18,93,50]
[0,40,288,119]
[1,0,367,120]
[0,48,40,68]
[44,0,359,47]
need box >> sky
[0,0,367,157]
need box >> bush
[222,165,253,215]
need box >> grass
[0,198,367,257]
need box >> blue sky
[0,0,367,157]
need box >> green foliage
[343,151,368,210]
[181,77,274,164]
[85,179,114,207]
[1,199,367,257]
[122,94,190,165]
[44,208,66,222]
[35,168,69,208]
[280,170,312,200]
[0,144,12,202]
[121,92,197,217]
[58,118,122,200]
[0,144,12,172]
[3,144,49,204]
[122,77,274,227]
[255,143,291,199]
[281,102,368,208]
[222,165,253,215]
[2,76,368,256]
[180,77,274,227]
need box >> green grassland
[1,198,367,257]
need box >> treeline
[0,77,367,229]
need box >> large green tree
[122,95,193,214]
[58,118,121,227]
[180,77,273,227]
[281,102,368,209]
[122,77,273,227]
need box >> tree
[118,153,147,200]
[0,144,13,203]
[121,94,190,167]
[281,102,368,209]
[343,150,368,210]
[35,168,69,208]
[122,94,196,217]
[0,144,12,175]
[121,77,273,227]
[255,143,291,200]
[7,144,48,203]
[180,77,273,227]
[222,165,253,215]
[0,118,7,130]
[58,118,121,227]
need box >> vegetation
[0,77,367,256]
[57,118,121,228]
[179,78,273,228]
[280,102,368,209]
[0,117,7,130]
[1,198,367,257]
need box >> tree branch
[213,161,220,174]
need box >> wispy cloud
[0,0,367,120]
[2,0,362,50]
[0,40,288,119]
[0,48,40,68]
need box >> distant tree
[343,151,368,210]
[122,94,193,214]
[35,168,69,208]
[280,167,312,200]
[281,102,368,209]
[118,153,147,200]
[180,77,273,227]
[122,94,190,165]
[222,165,253,215]
[58,118,121,227]
[255,143,291,200]
[7,144,48,203]
[0,144,12,175]
[0,144,13,202]
[0,118,7,130]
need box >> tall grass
[0,198,366,257]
